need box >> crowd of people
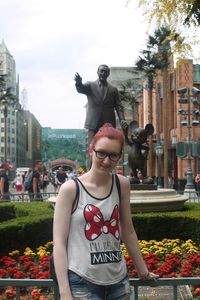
[0,161,82,201]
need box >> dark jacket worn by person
[75,80,125,131]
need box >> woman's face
[89,137,122,173]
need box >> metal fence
[0,277,200,299]
[0,192,58,202]
[1,190,199,203]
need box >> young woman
[53,123,159,300]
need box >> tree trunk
[163,66,169,188]
[147,80,153,178]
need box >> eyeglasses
[93,148,121,162]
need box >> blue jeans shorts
[68,270,131,300]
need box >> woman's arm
[119,175,158,280]
[53,180,76,300]
[32,177,38,194]
[0,177,5,195]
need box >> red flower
[31,289,41,299]
[13,271,26,278]
[193,287,200,295]
[0,268,8,278]
[4,288,16,299]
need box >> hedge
[133,203,200,243]
[0,202,199,257]
[0,202,54,256]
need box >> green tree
[135,49,159,178]
[135,26,182,184]
[119,77,143,120]
[138,0,200,27]
[127,0,199,58]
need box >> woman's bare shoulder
[56,179,77,205]
[117,174,130,188]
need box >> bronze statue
[74,64,128,144]
[125,121,154,184]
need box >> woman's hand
[140,271,159,281]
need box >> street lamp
[177,87,200,199]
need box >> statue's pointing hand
[74,72,82,84]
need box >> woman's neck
[84,169,112,186]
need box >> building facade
[0,40,42,168]
[143,57,200,189]
[110,60,200,189]
[42,127,86,168]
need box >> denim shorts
[68,270,131,300]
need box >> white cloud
[0,0,153,128]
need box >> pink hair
[90,123,125,149]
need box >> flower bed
[0,239,199,299]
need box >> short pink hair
[90,123,125,149]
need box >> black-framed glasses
[93,148,121,162]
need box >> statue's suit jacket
[75,79,125,130]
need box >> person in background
[41,171,49,193]
[53,123,158,300]
[28,160,43,201]
[14,173,23,192]
[195,173,200,200]
[0,163,10,201]
[50,172,58,193]
[66,170,74,180]
[137,170,143,183]
[22,171,27,185]
[56,167,68,190]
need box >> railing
[0,192,58,202]
[0,279,59,300]
[177,190,200,203]
[130,277,200,299]
[0,277,200,300]
[0,190,199,203]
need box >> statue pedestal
[131,184,157,190]
[130,189,188,213]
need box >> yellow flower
[9,250,20,256]
[24,247,35,256]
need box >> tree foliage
[42,137,86,167]
[127,0,200,59]
[135,27,179,82]
[138,0,200,27]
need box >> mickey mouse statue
[125,120,154,184]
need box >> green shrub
[0,202,54,256]
[133,203,200,243]
[0,202,200,257]
[0,204,16,222]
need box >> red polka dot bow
[84,204,120,241]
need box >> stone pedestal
[131,184,157,190]
[130,189,188,213]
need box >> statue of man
[74,64,128,144]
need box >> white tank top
[67,175,127,285]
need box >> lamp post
[155,83,163,188]
[177,87,200,199]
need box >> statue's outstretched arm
[74,72,89,94]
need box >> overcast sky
[1,0,198,129]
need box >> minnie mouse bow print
[84,204,120,241]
